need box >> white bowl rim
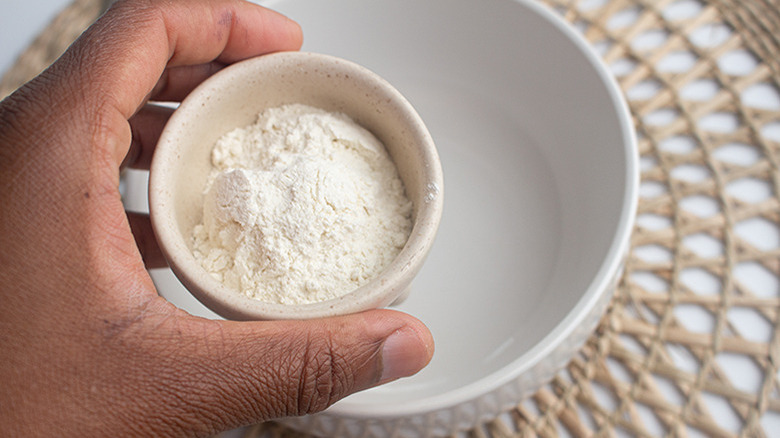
[325,0,639,418]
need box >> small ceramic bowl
[149,51,443,320]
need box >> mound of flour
[191,104,412,304]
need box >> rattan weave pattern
[2,0,779,436]
[0,0,113,99]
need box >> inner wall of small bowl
[264,0,633,412]
[161,54,434,317]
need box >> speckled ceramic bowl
[149,51,443,320]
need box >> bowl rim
[149,51,444,320]
[324,0,639,418]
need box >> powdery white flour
[192,104,412,304]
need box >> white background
[0,0,71,76]
[2,0,777,436]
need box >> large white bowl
[149,0,638,435]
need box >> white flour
[192,104,412,304]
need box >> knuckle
[288,333,353,416]
[0,87,52,168]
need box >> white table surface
[2,1,777,436]
[0,0,72,76]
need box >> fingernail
[380,327,432,384]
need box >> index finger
[61,0,302,119]
[45,0,302,168]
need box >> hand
[0,0,434,436]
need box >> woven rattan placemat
[3,0,779,436]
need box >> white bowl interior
[144,0,636,420]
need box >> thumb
[144,309,433,434]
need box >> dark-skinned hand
[0,1,434,435]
